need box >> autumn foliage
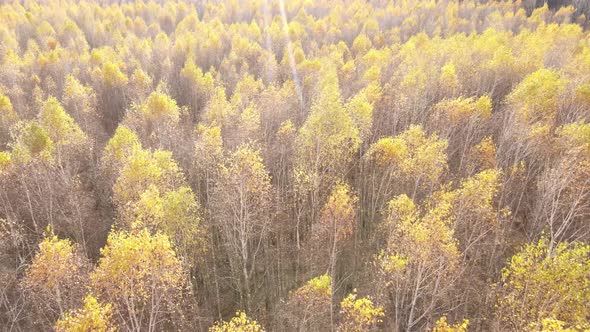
[0,0,590,331]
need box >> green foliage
[39,97,87,148]
[11,121,55,163]
[0,92,18,124]
[101,125,142,167]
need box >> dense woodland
[1,0,590,331]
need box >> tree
[62,75,101,140]
[498,68,564,175]
[495,238,590,331]
[363,125,448,226]
[10,121,54,164]
[112,148,184,213]
[91,230,186,332]
[344,86,375,143]
[534,121,590,247]
[124,185,204,266]
[124,90,182,149]
[429,96,492,172]
[179,59,215,122]
[313,182,357,330]
[338,291,384,332]
[209,311,265,332]
[507,69,563,125]
[191,124,224,203]
[431,316,469,332]
[211,144,272,312]
[22,232,89,330]
[295,64,360,185]
[202,86,237,134]
[295,63,360,247]
[100,125,142,187]
[55,294,116,332]
[95,61,129,132]
[375,193,460,331]
[38,96,88,165]
[0,150,10,173]
[0,92,18,148]
[283,275,332,332]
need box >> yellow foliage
[0,151,10,173]
[55,295,116,332]
[339,291,384,332]
[378,192,459,283]
[137,91,180,124]
[39,97,87,148]
[209,311,264,332]
[203,86,235,126]
[432,316,469,332]
[439,62,459,92]
[556,121,590,154]
[11,121,55,163]
[292,274,332,300]
[454,168,502,226]
[128,185,204,263]
[91,230,185,321]
[434,95,492,124]
[366,125,448,187]
[320,182,357,242]
[296,63,360,180]
[0,92,18,123]
[101,62,128,87]
[508,68,564,124]
[276,120,296,142]
[63,75,96,115]
[468,136,497,170]
[113,148,184,208]
[102,125,142,167]
[24,233,82,291]
[345,87,374,141]
[496,239,590,330]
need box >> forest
[1,0,590,331]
